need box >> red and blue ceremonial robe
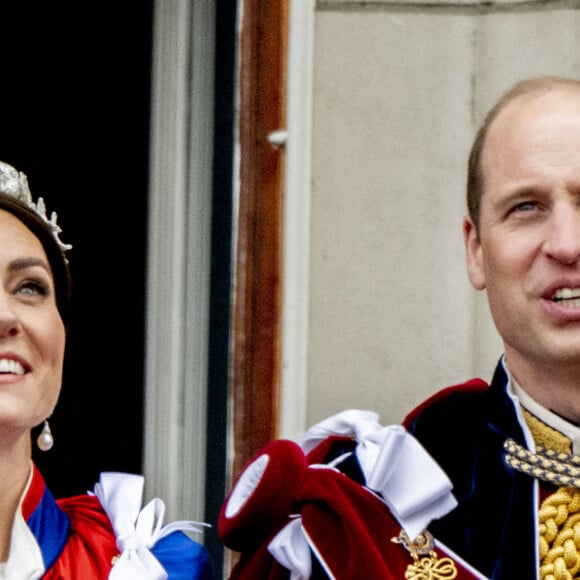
[9,465,213,579]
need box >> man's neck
[505,353,580,424]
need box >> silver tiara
[0,160,71,252]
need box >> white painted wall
[281,1,580,435]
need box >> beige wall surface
[305,3,580,427]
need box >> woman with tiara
[0,160,213,579]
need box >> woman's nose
[0,295,19,338]
[544,203,580,265]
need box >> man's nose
[544,202,580,265]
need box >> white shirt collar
[505,360,580,455]
[4,465,45,580]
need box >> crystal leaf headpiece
[0,160,71,252]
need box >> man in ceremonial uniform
[220,76,580,579]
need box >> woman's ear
[463,216,486,290]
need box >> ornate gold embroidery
[519,407,580,579]
[392,530,458,580]
[404,556,458,580]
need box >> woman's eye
[16,279,50,297]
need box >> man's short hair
[466,76,580,232]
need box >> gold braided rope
[538,492,580,579]
[504,440,580,488]
[504,439,580,579]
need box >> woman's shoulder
[44,493,117,579]
[49,472,213,579]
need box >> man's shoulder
[403,378,489,429]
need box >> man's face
[464,89,580,373]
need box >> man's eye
[513,201,536,212]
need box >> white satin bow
[268,410,458,578]
[302,409,457,539]
[92,472,208,579]
[302,409,382,456]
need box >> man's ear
[463,216,486,290]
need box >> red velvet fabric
[219,440,308,552]
[221,439,480,579]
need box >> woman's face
[0,209,65,438]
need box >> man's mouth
[552,288,580,308]
[0,358,25,375]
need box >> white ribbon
[268,518,312,580]
[92,472,209,580]
[301,409,457,540]
[302,409,382,455]
[366,425,457,539]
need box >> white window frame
[144,0,215,526]
[280,0,316,441]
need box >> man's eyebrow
[492,187,542,210]
[9,257,51,273]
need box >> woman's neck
[0,436,33,562]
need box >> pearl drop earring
[37,420,54,451]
